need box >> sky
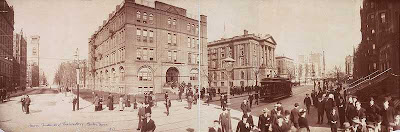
[7,0,363,84]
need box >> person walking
[290,103,301,129]
[298,109,310,132]
[270,116,287,132]
[236,116,251,132]
[119,95,124,111]
[165,97,171,116]
[338,96,346,129]
[219,108,231,132]
[325,94,335,124]
[240,100,250,115]
[187,95,193,109]
[209,120,222,132]
[25,95,31,114]
[20,95,25,113]
[381,98,395,132]
[141,113,156,132]
[94,94,99,111]
[248,94,253,108]
[72,96,77,111]
[329,109,339,132]
[303,94,312,114]
[254,92,259,106]
[125,95,131,107]
[108,93,114,110]
[258,108,272,132]
[145,103,152,114]
[366,98,380,123]
[317,97,325,124]
[137,102,145,131]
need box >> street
[0,86,333,132]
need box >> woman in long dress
[119,95,124,111]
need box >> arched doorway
[166,67,179,83]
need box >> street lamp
[74,48,80,110]
[222,57,236,106]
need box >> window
[172,19,176,26]
[143,48,148,60]
[221,82,225,87]
[138,67,152,81]
[187,37,191,48]
[372,29,375,34]
[149,30,154,43]
[136,48,142,60]
[380,13,386,23]
[241,71,245,79]
[167,33,172,44]
[196,39,199,49]
[149,14,153,21]
[221,71,225,80]
[191,53,196,64]
[240,45,244,56]
[196,54,199,64]
[172,51,177,62]
[143,12,147,20]
[136,28,141,41]
[221,48,225,58]
[172,34,177,45]
[143,29,148,42]
[168,18,171,26]
[149,49,154,61]
[187,23,190,31]
[191,38,195,48]
[373,63,377,69]
[168,51,172,61]
[190,69,198,80]
[136,11,141,21]
[188,52,192,63]
[196,26,199,34]
[372,44,376,50]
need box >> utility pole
[74,48,80,110]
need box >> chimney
[244,30,248,35]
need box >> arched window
[149,14,153,21]
[120,67,125,81]
[241,71,245,79]
[143,12,147,20]
[138,67,152,81]
[111,68,116,82]
[190,69,198,80]
[136,11,141,19]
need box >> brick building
[276,56,295,80]
[13,30,27,89]
[0,0,14,90]
[88,0,207,94]
[353,0,400,98]
[208,30,277,91]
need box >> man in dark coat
[325,94,335,124]
[380,98,395,132]
[25,95,31,114]
[346,96,356,125]
[209,120,222,132]
[145,103,152,114]
[355,101,366,118]
[165,97,171,116]
[366,98,380,123]
[254,92,259,105]
[290,103,301,128]
[258,108,272,132]
[141,113,156,132]
[240,100,250,115]
[219,108,231,132]
[337,97,346,128]
[72,96,77,111]
[304,94,312,114]
[329,108,339,132]
[317,97,325,124]
[248,94,253,108]
[242,111,254,129]
[236,116,251,132]
[108,93,114,110]
[137,102,145,130]
[21,95,25,112]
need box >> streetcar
[259,77,293,102]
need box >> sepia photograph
[0,0,399,131]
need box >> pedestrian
[284,110,295,131]
[392,112,400,131]
[248,94,253,108]
[94,94,99,111]
[376,115,383,132]
[151,93,156,107]
[108,93,114,110]
[329,109,339,132]
[236,116,251,132]
[303,94,312,114]
[355,101,366,118]
[270,116,287,132]
[164,92,168,100]
[99,96,103,111]
[343,122,352,132]
[311,90,317,107]
[219,108,231,132]
[338,97,346,128]
[317,97,325,124]
[240,100,250,115]
[20,95,25,113]
[187,95,193,109]
[351,116,362,132]
[178,89,183,102]
[72,96,77,111]
[165,97,171,116]
[206,92,211,106]
[325,94,335,124]
[141,113,156,132]
[137,102,145,131]
[346,96,356,125]
[119,95,124,111]
[290,103,300,129]
[298,109,310,132]
[366,98,380,123]
[25,95,31,114]
[194,92,198,105]
[242,111,254,130]
[220,95,225,109]
[258,108,272,132]
[145,103,152,114]
[133,95,137,109]
[209,120,222,132]
[381,98,395,132]
[125,95,131,107]
[254,92,259,105]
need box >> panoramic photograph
[0,0,400,131]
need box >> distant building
[276,56,295,80]
[88,0,207,94]
[208,30,277,91]
[297,52,324,84]
[13,30,27,89]
[345,55,354,79]
[0,0,14,90]
[28,36,40,87]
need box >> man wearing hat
[346,96,356,125]
[219,108,231,132]
[270,116,288,132]
[240,100,250,115]
[351,116,362,132]
[304,94,312,114]
[290,103,301,129]
[236,116,251,132]
[258,108,272,132]
[242,110,254,129]
[343,122,352,132]
[381,98,395,132]
[165,97,171,116]
[298,109,310,132]
[317,97,325,124]
[248,94,253,108]
[366,98,380,123]
[325,94,335,124]
[355,101,366,119]
[141,113,156,132]
[329,109,339,132]
[209,120,222,132]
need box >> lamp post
[74,48,80,110]
[222,57,236,106]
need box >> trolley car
[259,77,293,102]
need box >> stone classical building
[208,30,277,91]
[27,35,40,87]
[0,0,14,90]
[88,0,207,94]
[276,56,295,80]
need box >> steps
[346,68,392,95]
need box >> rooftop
[208,30,275,46]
